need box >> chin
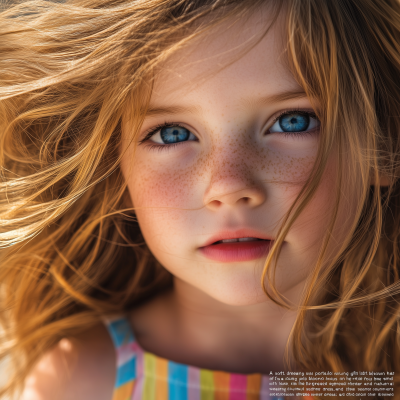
[204,286,270,306]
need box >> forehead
[150,7,302,110]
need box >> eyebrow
[256,89,308,104]
[145,105,200,117]
[145,89,308,117]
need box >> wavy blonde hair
[1,0,400,398]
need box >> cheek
[128,153,196,209]
[284,155,340,266]
[290,178,333,241]
[266,168,336,293]
[124,150,202,254]
[264,136,318,185]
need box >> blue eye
[269,112,319,134]
[160,126,190,143]
[280,113,308,131]
[148,125,197,145]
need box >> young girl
[1,0,400,399]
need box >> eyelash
[138,122,188,152]
[276,109,319,138]
[138,108,319,152]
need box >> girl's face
[121,10,348,306]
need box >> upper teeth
[220,237,260,243]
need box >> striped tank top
[103,315,313,400]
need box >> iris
[279,113,309,132]
[160,126,190,144]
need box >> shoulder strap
[103,315,137,396]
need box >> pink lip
[200,240,273,262]
[199,228,274,263]
[201,228,273,247]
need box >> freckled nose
[202,134,266,211]
[204,187,266,210]
[203,169,266,210]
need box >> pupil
[279,113,309,132]
[160,126,190,144]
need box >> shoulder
[21,322,116,400]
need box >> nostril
[204,187,265,209]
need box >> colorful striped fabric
[103,315,312,400]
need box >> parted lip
[200,228,273,248]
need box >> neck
[131,276,306,374]
[171,277,303,373]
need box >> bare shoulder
[21,322,116,400]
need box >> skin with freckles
[120,9,355,374]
